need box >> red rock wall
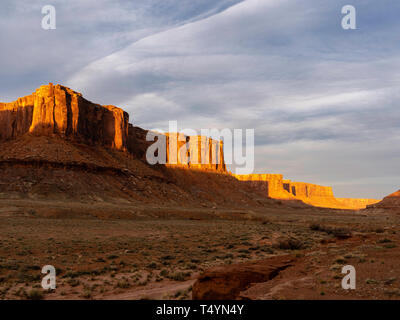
[0,84,226,173]
[234,174,270,194]
[0,95,34,140]
[234,174,293,198]
[234,174,377,209]
[290,181,334,198]
[0,84,130,151]
[165,134,226,172]
[337,198,380,210]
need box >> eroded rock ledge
[0,83,129,150]
[192,255,296,300]
[234,174,379,209]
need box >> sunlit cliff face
[234,174,379,210]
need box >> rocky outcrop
[192,255,295,300]
[284,180,345,208]
[0,84,226,173]
[234,174,378,209]
[0,84,130,151]
[337,198,380,210]
[0,96,34,140]
[289,181,333,198]
[234,174,292,198]
[165,134,226,172]
[365,190,400,212]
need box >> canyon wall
[0,84,130,151]
[233,174,336,205]
[234,174,291,198]
[164,134,226,172]
[336,198,380,210]
[234,174,377,209]
[284,180,343,208]
[0,84,226,172]
[0,95,34,140]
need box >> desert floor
[0,199,399,300]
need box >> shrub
[310,224,352,239]
[331,228,352,239]
[67,278,80,287]
[146,262,158,269]
[310,223,322,231]
[384,243,396,249]
[82,289,92,299]
[169,272,189,281]
[160,269,169,277]
[161,255,175,261]
[116,280,130,289]
[26,289,44,300]
[260,245,274,253]
[107,254,119,260]
[276,238,304,250]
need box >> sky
[0,0,399,199]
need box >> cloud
[0,0,242,100]
[2,0,400,198]
[64,0,400,198]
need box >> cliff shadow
[0,106,34,140]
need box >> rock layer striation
[0,83,130,150]
[0,84,226,172]
[234,174,379,209]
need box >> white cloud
[3,0,400,198]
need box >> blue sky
[1,0,399,199]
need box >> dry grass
[0,202,398,299]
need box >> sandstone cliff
[283,180,346,208]
[165,134,226,172]
[0,83,130,150]
[234,174,378,210]
[0,84,226,172]
[336,198,380,210]
[234,174,293,199]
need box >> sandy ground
[0,199,398,300]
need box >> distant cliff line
[234,174,379,209]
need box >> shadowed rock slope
[0,134,276,208]
[365,190,400,213]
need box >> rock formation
[336,198,380,210]
[0,83,130,150]
[282,180,344,208]
[365,190,400,212]
[0,84,226,172]
[164,133,225,172]
[234,174,379,209]
[192,255,296,300]
[0,84,378,210]
[234,174,290,198]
